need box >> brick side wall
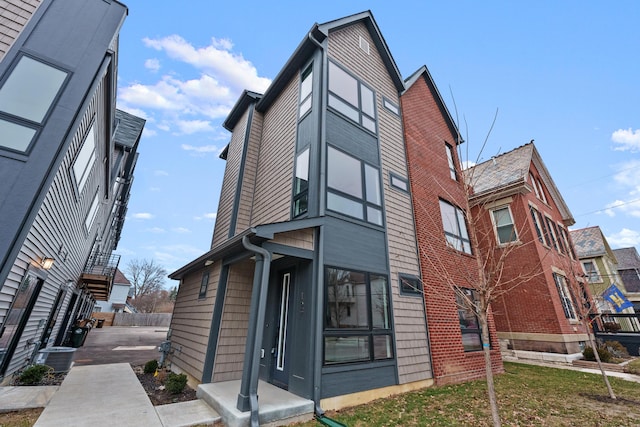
[479,177,590,351]
[401,75,503,385]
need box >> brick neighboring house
[466,143,590,360]
[167,11,502,420]
[401,66,503,385]
[570,226,633,314]
[612,247,640,311]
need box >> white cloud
[146,227,166,233]
[194,212,217,221]
[605,160,640,218]
[175,119,214,135]
[149,187,161,192]
[145,58,161,72]
[606,228,640,248]
[142,128,157,138]
[142,35,271,93]
[154,170,169,176]
[132,212,154,219]
[612,128,640,152]
[172,227,191,233]
[118,34,271,137]
[181,144,218,153]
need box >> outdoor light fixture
[41,257,55,270]
[204,260,214,266]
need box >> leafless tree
[125,258,168,300]
[131,289,174,313]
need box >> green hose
[316,415,347,427]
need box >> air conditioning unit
[36,347,77,372]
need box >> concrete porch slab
[155,399,221,426]
[197,380,314,427]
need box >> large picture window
[456,288,483,352]
[0,55,68,153]
[439,200,471,254]
[328,61,376,133]
[324,268,393,365]
[327,146,382,225]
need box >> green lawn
[298,362,640,427]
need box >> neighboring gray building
[612,247,640,311]
[0,0,143,381]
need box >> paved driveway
[72,326,169,366]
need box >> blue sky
[115,1,640,285]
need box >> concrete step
[197,380,314,427]
[155,399,221,426]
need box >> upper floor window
[383,98,400,116]
[445,143,457,180]
[73,123,97,194]
[327,146,382,225]
[491,206,517,244]
[328,61,376,133]
[529,173,548,204]
[559,226,575,259]
[0,55,68,153]
[529,206,545,244]
[324,267,392,365]
[553,273,577,320]
[582,261,601,283]
[299,65,313,117]
[390,172,409,193]
[292,148,309,217]
[544,216,559,251]
[439,200,471,254]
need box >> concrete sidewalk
[28,363,219,427]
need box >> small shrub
[604,340,629,358]
[19,365,51,385]
[626,358,640,375]
[583,346,612,363]
[165,372,187,394]
[144,359,159,374]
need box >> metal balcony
[79,253,120,301]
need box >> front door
[39,288,65,350]
[271,269,294,389]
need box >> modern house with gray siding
[168,11,500,422]
[0,0,143,381]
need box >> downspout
[308,30,327,418]
[238,236,272,427]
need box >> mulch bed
[131,365,198,406]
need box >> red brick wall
[471,161,589,346]
[401,74,503,385]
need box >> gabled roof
[113,268,131,285]
[570,226,617,261]
[612,247,640,270]
[467,142,574,224]
[403,65,462,144]
[223,11,404,132]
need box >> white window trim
[490,205,519,245]
[581,259,602,284]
